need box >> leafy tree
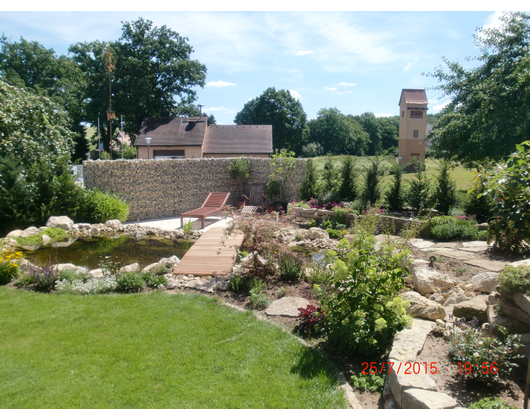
[425,12,530,164]
[432,160,456,215]
[234,88,308,153]
[321,154,337,195]
[308,108,368,156]
[0,81,74,167]
[299,158,319,200]
[378,116,399,151]
[352,112,383,155]
[0,35,89,161]
[202,112,216,125]
[486,141,530,253]
[69,18,207,149]
[301,142,324,157]
[338,156,358,202]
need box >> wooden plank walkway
[173,227,244,276]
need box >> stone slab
[509,260,530,268]
[463,259,507,272]
[265,297,310,317]
[388,363,437,407]
[388,318,435,362]
[401,389,458,409]
[433,249,480,260]
[513,293,530,317]
[183,278,225,293]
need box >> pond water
[21,236,194,270]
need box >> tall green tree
[338,155,358,202]
[308,108,368,156]
[299,158,319,200]
[0,35,88,161]
[234,87,308,153]
[69,18,207,150]
[425,12,530,164]
[432,160,456,215]
[352,112,383,155]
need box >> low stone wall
[83,158,306,222]
[290,208,425,233]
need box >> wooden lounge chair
[180,192,230,229]
[240,183,266,214]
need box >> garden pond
[20,235,194,270]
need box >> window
[410,110,423,119]
[154,150,185,159]
[402,111,404,117]
[413,130,419,138]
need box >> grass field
[0,288,346,409]
[311,155,476,192]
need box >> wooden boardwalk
[173,227,244,276]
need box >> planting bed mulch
[416,332,527,409]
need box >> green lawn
[0,288,346,409]
[311,155,476,192]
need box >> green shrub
[468,397,517,409]
[122,145,137,159]
[116,272,145,293]
[248,281,269,310]
[432,160,457,215]
[361,156,385,205]
[486,141,530,253]
[320,223,411,356]
[278,252,304,282]
[154,264,169,276]
[19,256,59,293]
[306,258,333,285]
[405,162,431,214]
[351,372,385,393]
[464,172,492,223]
[0,262,19,286]
[299,158,320,201]
[325,228,341,238]
[143,272,167,288]
[428,216,485,241]
[55,275,118,295]
[79,189,129,224]
[338,156,358,202]
[228,275,251,293]
[385,163,404,212]
[449,323,522,384]
[498,265,530,295]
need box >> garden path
[173,227,244,276]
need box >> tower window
[402,111,404,117]
[413,130,419,138]
[410,111,423,119]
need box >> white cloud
[335,90,354,95]
[432,101,451,112]
[335,82,356,87]
[203,106,236,113]
[289,90,302,100]
[324,86,337,91]
[205,81,236,88]
[404,60,418,72]
[483,11,505,31]
[295,50,314,56]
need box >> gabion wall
[83,158,306,221]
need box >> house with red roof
[134,117,273,159]
[398,89,428,165]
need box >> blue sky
[0,6,527,125]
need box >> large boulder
[470,272,499,293]
[402,291,446,320]
[307,227,330,240]
[487,304,530,336]
[6,229,24,238]
[501,300,530,325]
[453,295,488,323]
[46,216,74,230]
[20,226,41,237]
[119,263,140,273]
[513,293,530,317]
[105,219,122,229]
[410,265,449,295]
[159,255,180,267]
